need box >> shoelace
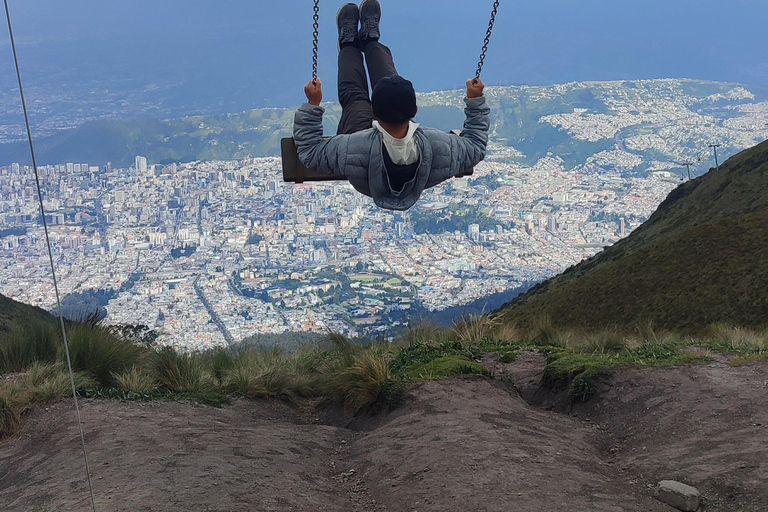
[363,16,379,37]
[340,22,357,40]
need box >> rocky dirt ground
[2,354,767,512]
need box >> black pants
[337,42,398,135]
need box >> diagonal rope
[3,1,97,511]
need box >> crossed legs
[337,42,398,135]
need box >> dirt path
[0,399,379,512]
[571,360,768,512]
[2,357,768,511]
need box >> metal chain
[312,0,320,84]
[475,0,500,81]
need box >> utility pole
[683,162,693,181]
[709,144,721,171]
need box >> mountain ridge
[1,79,764,171]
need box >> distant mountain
[0,293,54,336]
[495,139,768,332]
[2,79,765,173]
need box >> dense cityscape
[1,80,766,350]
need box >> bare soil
[2,355,767,512]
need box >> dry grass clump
[528,316,574,348]
[571,328,627,354]
[322,348,396,412]
[0,362,95,439]
[708,323,767,350]
[398,321,450,346]
[453,314,501,344]
[112,366,159,394]
[224,347,320,401]
[319,334,403,412]
[152,348,214,393]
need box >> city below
[1,79,767,350]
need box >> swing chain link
[312,0,320,84]
[475,0,500,80]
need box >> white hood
[372,120,421,165]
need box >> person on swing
[293,0,491,211]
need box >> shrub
[112,366,158,394]
[152,348,213,393]
[67,323,146,386]
[0,323,60,373]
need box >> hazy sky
[1,0,767,110]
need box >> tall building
[135,156,148,174]
[547,216,557,233]
[618,218,626,236]
[468,224,480,242]
[11,163,20,173]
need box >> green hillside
[0,294,54,336]
[1,79,759,170]
[496,139,768,332]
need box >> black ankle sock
[340,41,359,50]
[362,38,379,50]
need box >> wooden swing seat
[281,136,474,184]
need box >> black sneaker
[359,0,381,48]
[337,3,360,51]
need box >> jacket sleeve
[453,96,491,173]
[292,103,349,176]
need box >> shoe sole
[337,3,360,52]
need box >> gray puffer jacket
[293,96,491,211]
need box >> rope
[3,2,98,511]
[475,0,500,81]
[312,0,320,84]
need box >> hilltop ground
[2,355,767,512]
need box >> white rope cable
[3,1,98,510]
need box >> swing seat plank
[281,138,348,183]
[281,137,474,183]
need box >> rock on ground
[657,480,701,511]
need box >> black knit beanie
[371,75,417,124]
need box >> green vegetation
[0,294,55,337]
[410,204,496,234]
[498,139,768,332]
[4,310,768,440]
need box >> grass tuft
[68,322,147,386]
[152,347,214,393]
[323,349,401,413]
[112,366,158,394]
[0,323,60,373]
[0,385,24,439]
[453,314,500,344]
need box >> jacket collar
[367,128,432,211]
